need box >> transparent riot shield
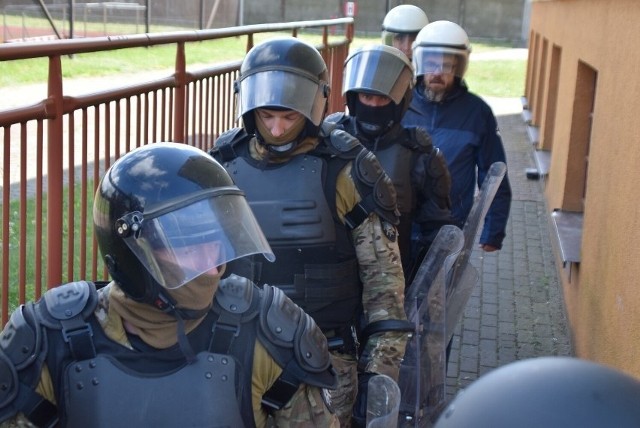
[398,225,464,427]
[445,162,507,369]
[447,161,507,301]
[366,374,401,428]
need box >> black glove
[351,372,376,428]
[424,148,452,209]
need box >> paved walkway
[445,96,574,401]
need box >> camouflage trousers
[326,351,358,428]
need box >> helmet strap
[175,312,197,364]
[154,290,200,364]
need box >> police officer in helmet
[325,44,453,282]
[0,142,338,427]
[436,357,640,428]
[381,4,429,61]
[210,37,411,427]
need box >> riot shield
[398,225,464,427]
[445,162,506,357]
[366,374,401,428]
[447,161,507,301]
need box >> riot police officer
[0,142,338,427]
[436,357,640,428]
[324,44,453,281]
[209,37,410,427]
[381,4,429,61]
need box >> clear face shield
[116,188,274,290]
[412,49,465,79]
[382,31,418,59]
[237,70,327,126]
[343,48,413,105]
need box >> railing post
[173,42,187,143]
[47,55,64,288]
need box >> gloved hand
[424,148,452,209]
[351,372,377,428]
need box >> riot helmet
[435,357,640,428]
[235,37,330,145]
[343,44,413,136]
[412,20,471,81]
[94,142,274,307]
[381,4,429,60]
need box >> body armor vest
[0,279,335,428]
[217,143,361,332]
[327,114,417,265]
[43,283,259,428]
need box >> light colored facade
[525,0,640,378]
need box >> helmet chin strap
[154,290,202,364]
[153,289,211,364]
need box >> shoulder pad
[406,126,434,153]
[209,127,250,161]
[324,111,347,126]
[0,304,42,370]
[35,281,98,329]
[0,346,18,410]
[319,115,341,139]
[350,149,400,226]
[258,286,335,388]
[214,274,259,317]
[327,129,362,156]
[0,303,44,414]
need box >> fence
[0,17,354,325]
[3,2,148,41]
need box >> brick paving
[445,97,574,401]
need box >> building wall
[527,0,640,378]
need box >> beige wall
[528,0,640,377]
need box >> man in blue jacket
[402,20,512,252]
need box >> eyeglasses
[423,61,456,74]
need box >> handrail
[0,17,354,59]
[0,17,354,324]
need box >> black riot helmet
[343,44,414,136]
[435,357,640,428]
[93,142,274,308]
[235,36,330,139]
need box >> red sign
[344,1,357,17]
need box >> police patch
[380,219,397,242]
[322,387,336,413]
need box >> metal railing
[0,17,354,324]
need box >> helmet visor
[237,70,327,126]
[382,31,418,54]
[344,49,412,105]
[120,189,274,289]
[413,48,465,78]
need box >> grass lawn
[0,24,525,98]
